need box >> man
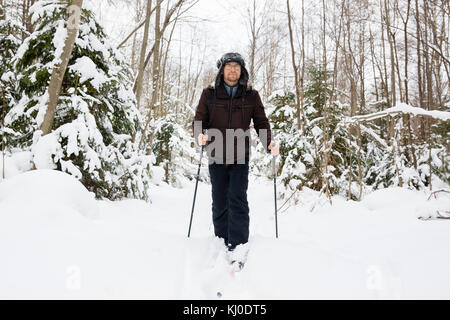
[192,52,279,254]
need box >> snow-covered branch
[346,103,450,123]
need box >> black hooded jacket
[192,55,272,164]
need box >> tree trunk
[134,0,153,109]
[330,0,343,107]
[415,0,425,139]
[407,114,417,168]
[380,0,390,108]
[392,35,403,103]
[384,0,396,106]
[300,0,305,135]
[138,0,185,150]
[358,19,366,113]
[343,0,357,118]
[117,1,159,50]
[369,30,380,101]
[321,0,331,204]
[20,0,36,40]
[423,1,433,191]
[0,0,4,19]
[402,0,411,104]
[287,0,303,133]
[142,0,185,73]
[26,0,35,34]
[357,124,363,200]
[159,10,178,111]
[423,1,433,112]
[249,0,257,84]
[1,88,5,179]
[141,0,161,151]
[398,0,416,169]
[40,0,83,136]
[176,26,181,117]
[393,122,403,187]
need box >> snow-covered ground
[0,168,449,299]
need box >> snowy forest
[0,0,449,300]
[1,0,449,201]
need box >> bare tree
[321,0,331,203]
[384,0,397,107]
[342,0,358,117]
[300,0,306,133]
[159,6,180,112]
[260,14,285,99]
[141,0,186,72]
[415,0,425,139]
[136,0,190,149]
[117,2,157,50]
[287,0,304,133]
[130,0,143,74]
[246,0,268,85]
[134,0,153,109]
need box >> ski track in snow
[0,170,450,299]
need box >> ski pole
[272,155,278,238]
[187,130,206,238]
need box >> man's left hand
[268,140,279,156]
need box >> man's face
[223,62,241,85]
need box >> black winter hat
[216,52,246,69]
[214,52,249,88]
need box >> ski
[216,255,247,298]
[230,260,245,274]
[215,244,250,298]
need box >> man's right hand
[197,133,208,146]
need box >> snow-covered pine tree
[303,65,358,197]
[151,105,208,187]
[0,5,23,152]
[367,115,449,190]
[7,0,152,200]
[271,65,362,200]
[266,90,309,192]
[428,120,449,187]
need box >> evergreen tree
[6,0,152,200]
[267,90,309,191]
[0,6,23,151]
[151,106,208,188]
[271,65,360,199]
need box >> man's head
[223,61,241,86]
[214,52,249,88]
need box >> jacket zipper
[228,94,233,128]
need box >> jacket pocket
[209,103,228,127]
[234,104,254,129]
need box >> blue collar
[224,83,238,98]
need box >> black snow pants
[208,162,250,249]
